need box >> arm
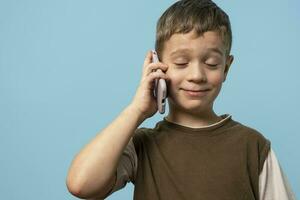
[66,50,169,199]
[259,148,296,200]
[95,137,138,199]
[66,104,145,199]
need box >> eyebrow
[170,47,224,57]
[206,47,224,56]
[170,48,192,57]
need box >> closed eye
[174,63,188,66]
[206,63,218,67]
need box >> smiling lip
[182,89,210,97]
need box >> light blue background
[1,0,299,199]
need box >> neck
[166,103,222,128]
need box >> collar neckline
[160,114,233,136]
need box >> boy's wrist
[125,104,146,125]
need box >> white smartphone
[151,50,167,114]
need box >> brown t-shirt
[106,114,271,199]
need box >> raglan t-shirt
[103,114,296,200]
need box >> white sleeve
[259,148,296,200]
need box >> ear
[223,55,234,82]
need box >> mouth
[182,88,211,92]
[182,88,211,97]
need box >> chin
[182,101,210,112]
[168,97,211,114]
[168,88,216,112]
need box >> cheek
[166,69,181,85]
[166,69,184,83]
[207,72,224,86]
[166,68,224,88]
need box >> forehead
[163,30,226,57]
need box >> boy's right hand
[130,50,169,120]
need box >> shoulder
[132,122,161,139]
[131,126,155,148]
[232,119,271,172]
[132,127,153,139]
[131,122,164,151]
[231,119,271,147]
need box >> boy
[66,0,296,199]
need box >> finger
[143,50,153,70]
[141,50,154,79]
[141,70,169,85]
[148,70,169,82]
[144,62,169,77]
[148,62,168,72]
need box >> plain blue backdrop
[0,0,299,199]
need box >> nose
[186,63,207,83]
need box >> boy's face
[161,29,233,114]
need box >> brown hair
[155,0,232,60]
